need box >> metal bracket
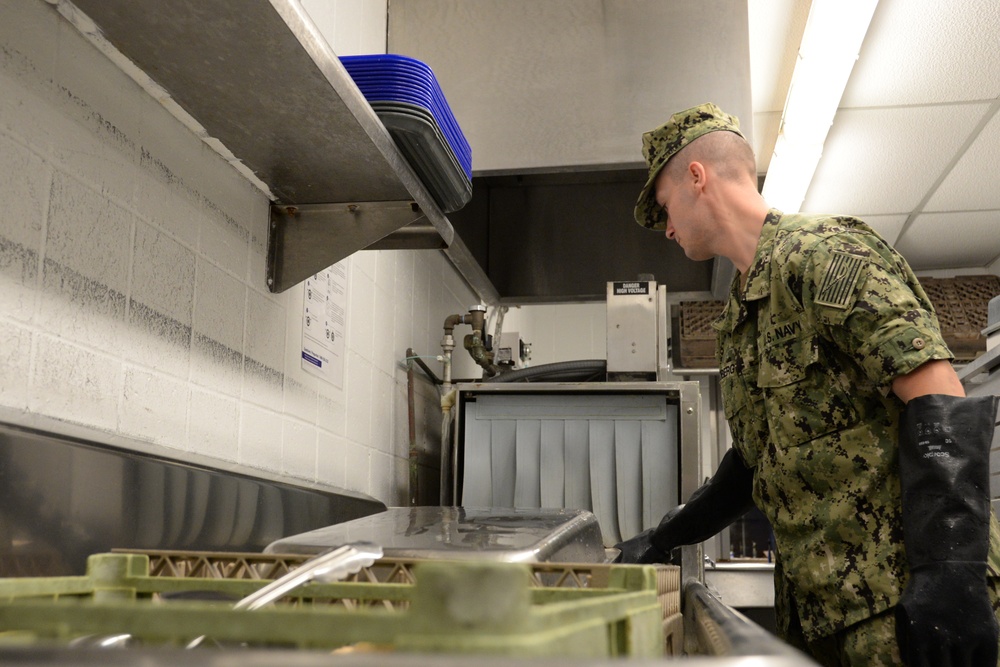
[266,201,428,293]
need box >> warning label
[613,281,650,295]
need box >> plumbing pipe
[463,332,499,378]
[438,306,492,504]
[405,348,419,506]
[441,332,455,395]
[443,312,470,336]
[409,355,443,385]
[462,305,500,378]
[439,388,457,505]
[439,326,456,505]
[466,304,487,335]
[492,305,508,351]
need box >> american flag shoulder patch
[815,251,866,309]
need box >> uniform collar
[741,209,783,302]
[713,209,783,332]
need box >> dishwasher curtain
[460,393,680,545]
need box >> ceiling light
[761,0,879,213]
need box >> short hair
[663,130,756,184]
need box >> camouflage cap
[634,102,745,230]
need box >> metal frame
[450,381,704,581]
[683,579,819,664]
[267,201,429,292]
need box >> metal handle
[187,541,383,648]
[234,541,383,610]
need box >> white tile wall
[0,0,480,507]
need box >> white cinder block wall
[0,0,481,507]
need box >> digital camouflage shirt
[713,210,1000,641]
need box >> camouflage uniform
[713,209,1000,645]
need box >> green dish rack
[0,551,680,658]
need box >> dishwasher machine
[450,380,703,549]
[448,280,705,551]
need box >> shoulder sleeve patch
[815,251,867,309]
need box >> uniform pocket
[720,355,766,466]
[759,333,858,447]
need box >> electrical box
[606,280,659,380]
[496,331,530,369]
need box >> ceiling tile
[895,211,1000,270]
[842,0,1000,107]
[925,107,1000,212]
[801,104,989,216]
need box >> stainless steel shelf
[69,0,497,301]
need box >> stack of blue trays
[341,54,472,213]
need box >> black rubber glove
[613,506,683,564]
[896,394,999,667]
[614,448,755,563]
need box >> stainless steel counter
[704,561,775,609]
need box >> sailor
[616,102,1000,667]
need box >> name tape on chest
[815,251,866,309]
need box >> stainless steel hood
[448,169,720,302]
[388,0,753,302]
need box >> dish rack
[0,550,681,657]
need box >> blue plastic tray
[345,76,470,176]
[341,54,471,179]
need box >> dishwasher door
[454,381,702,546]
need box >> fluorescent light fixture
[761,0,879,213]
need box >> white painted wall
[302,0,387,56]
[0,0,480,507]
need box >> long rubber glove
[896,394,999,667]
[614,447,755,564]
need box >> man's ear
[689,161,707,192]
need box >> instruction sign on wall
[301,261,348,388]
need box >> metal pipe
[683,579,819,663]
[443,313,467,335]
[439,388,458,505]
[441,334,454,392]
[438,305,499,503]
[410,355,442,385]
[405,348,419,506]
[463,305,500,378]
[492,305,508,349]
[439,316,460,505]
